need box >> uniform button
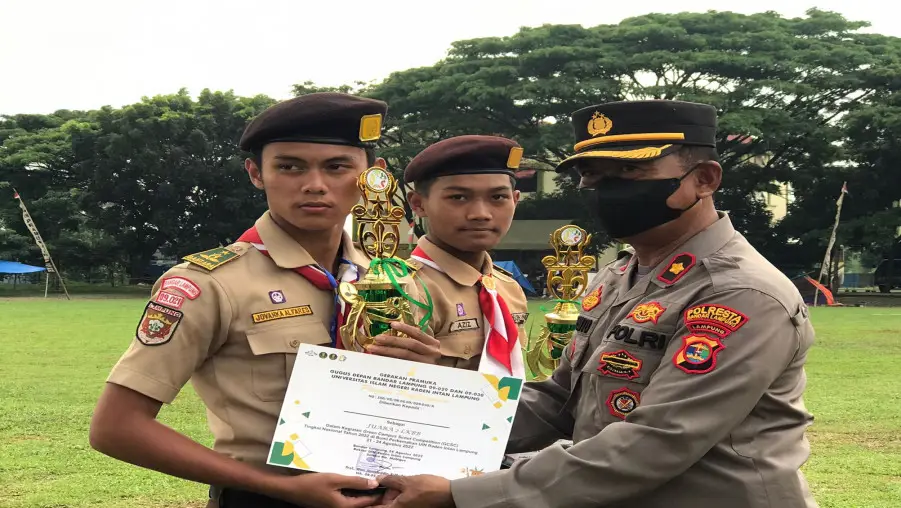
[289,339,300,348]
[463,344,472,355]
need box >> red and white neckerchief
[237,226,360,349]
[410,246,525,379]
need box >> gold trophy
[524,225,594,381]
[338,166,432,352]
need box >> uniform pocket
[245,319,330,401]
[436,331,483,367]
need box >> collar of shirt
[416,236,492,286]
[254,211,369,272]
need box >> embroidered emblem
[252,305,313,324]
[160,276,201,299]
[684,304,749,338]
[136,302,183,346]
[673,334,724,375]
[183,247,240,271]
[456,303,466,317]
[587,111,613,137]
[627,301,666,325]
[512,313,529,325]
[606,387,640,419]
[657,252,696,285]
[269,290,286,304]
[154,291,185,309]
[581,285,602,311]
[450,318,480,333]
[598,350,643,380]
[480,275,496,291]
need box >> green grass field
[1,298,899,507]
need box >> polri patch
[673,334,724,375]
[161,276,201,299]
[512,313,529,325]
[252,305,313,324]
[684,304,749,338]
[657,252,696,285]
[136,302,183,346]
[606,387,640,419]
[627,301,666,325]
[154,291,185,309]
[598,350,642,380]
[183,246,240,271]
[269,290,286,304]
[450,318,480,333]
[581,285,602,311]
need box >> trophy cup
[338,166,432,352]
[523,225,594,381]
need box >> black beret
[404,135,524,184]
[239,92,388,153]
[555,100,718,172]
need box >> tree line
[1,8,900,284]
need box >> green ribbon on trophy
[338,166,433,352]
[523,225,594,381]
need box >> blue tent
[494,260,537,295]
[0,261,46,274]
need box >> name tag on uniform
[252,305,313,324]
[449,318,480,332]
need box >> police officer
[390,135,530,379]
[89,92,439,508]
[373,100,819,507]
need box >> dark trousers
[209,486,308,508]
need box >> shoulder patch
[684,304,748,338]
[136,302,183,346]
[582,285,602,311]
[672,334,724,375]
[404,258,422,272]
[657,252,696,285]
[183,246,243,271]
[160,276,201,299]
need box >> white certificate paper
[267,344,523,479]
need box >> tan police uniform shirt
[450,212,819,508]
[106,211,374,470]
[407,236,530,371]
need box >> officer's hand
[271,473,383,508]
[367,322,441,365]
[371,474,454,508]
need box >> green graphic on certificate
[267,344,523,479]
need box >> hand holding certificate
[268,344,522,480]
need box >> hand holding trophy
[524,225,594,381]
[338,166,433,352]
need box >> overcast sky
[1,0,896,116]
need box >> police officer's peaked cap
[404,135,524,184]
[239,92,388,153]
[555,100,718,172]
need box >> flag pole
[814,182,848,307]
[12,189,71,300]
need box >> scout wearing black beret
[555,99,717,172]
[403,134,524,184]
[239,92,388,153]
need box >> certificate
[267,344,523,479]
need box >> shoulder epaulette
[492,263,515,281]
[404,258,422,273]
[182,245,245,271]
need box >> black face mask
[592,167,699,239]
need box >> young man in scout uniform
[385,135,530,379]
[373,101,819,508]
[89,92,440,508]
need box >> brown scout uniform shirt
[106,211,408,470]
[450,212,819,508]
[406,236,530,371]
